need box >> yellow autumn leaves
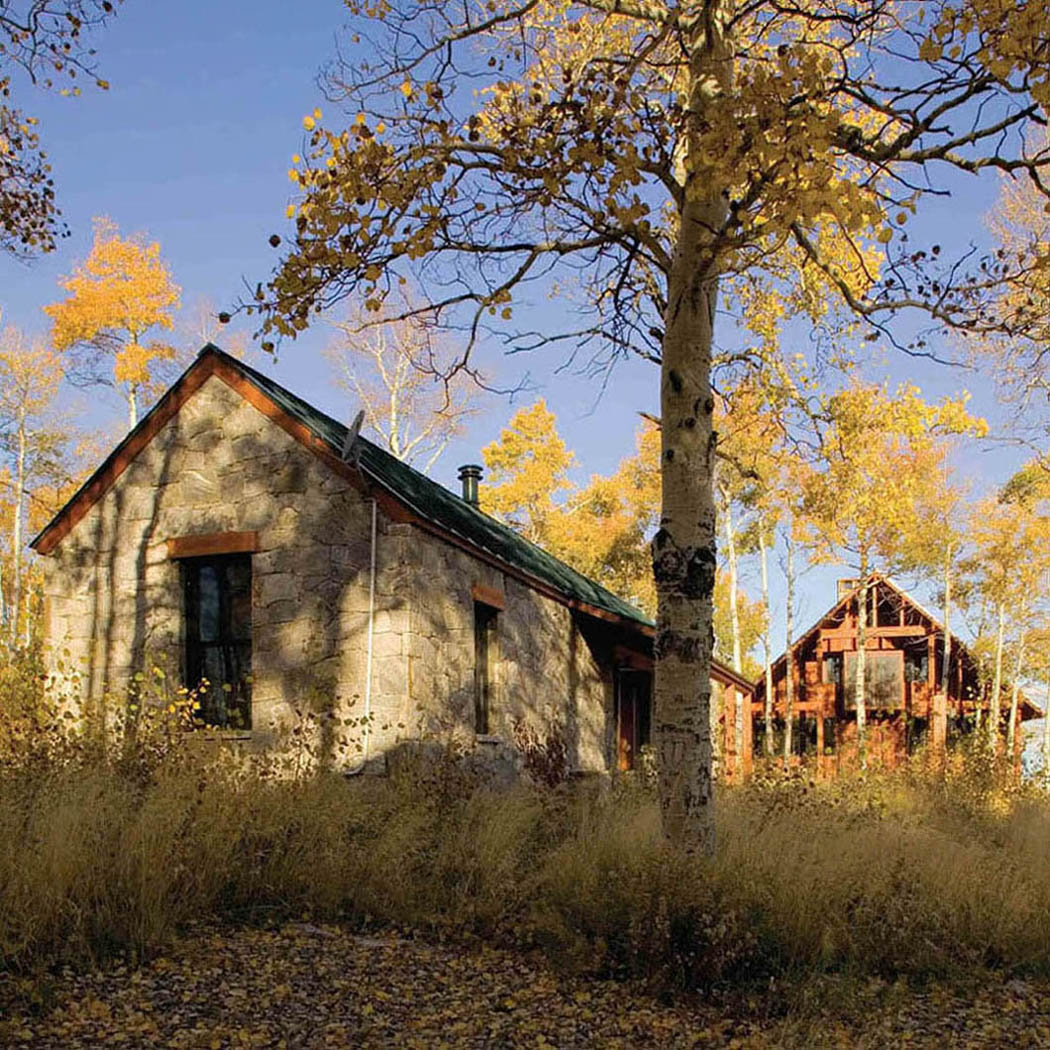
[45,217,181,427]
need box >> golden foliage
[45,217,181,425]
[481,399,575,544]
[801,381,986,572]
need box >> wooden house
[752,574,1041,772]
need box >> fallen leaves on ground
[3,922,1050,1048]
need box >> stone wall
[42,371,617,774]
[405,531,615,773]
[43,374,410,766]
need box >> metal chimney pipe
[458,464,483,507]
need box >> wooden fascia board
[713,660,755,695]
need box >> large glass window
[183,554,252,728]
[844,650,903,710]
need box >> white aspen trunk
[990,601,1005,752]
[1042,672,1050,787]
[388,373,401,459]
[128,384,138,429]
[723,495,743,675]
[940,544,953,699]
[759,530,774,757]
[652,4,732,856]
[10,411,26,645]
[854,557,869,771]
[783,529,795,766]
[721,487,744,771]
[1006,611,1026,761]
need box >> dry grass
[3,665,1050,999]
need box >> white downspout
[348,498,377,775]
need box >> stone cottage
[31,345,753,774]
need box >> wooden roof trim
[712,659,756,694]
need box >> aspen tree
[327,298,480,470]
[46,218,181,429]
[965,498,1044,752]
[257,0,1050,851]
[0,328,64,644]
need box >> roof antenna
[341,409,366,470]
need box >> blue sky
[0,0,1036,678]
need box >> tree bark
[651,2,732,857]
[1042,672,1050,788]
[759,529,774,758]
[783,528,795,766]
[654,227,721,852]
[721,485,744,770]
[10,408,26,645]
[1006,610,1026,763]
[940,544,953,699]
[854,559,870,770]
[990,600,1005,752]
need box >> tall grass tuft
[4,678,1050,997]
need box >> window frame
[181,552,253,730]
[473,600,499,735]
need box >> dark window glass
[823,718,836,754]
[844,651,903,710]
[474,602,498,734]
[822,654,842,685]
[183,554,252,728]
[905,649,929,684]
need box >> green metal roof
[206,345,653,628]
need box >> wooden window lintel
[471,582,505,610]
[167,530,261,560]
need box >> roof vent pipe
[458,464,483,507]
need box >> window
[905,648,929,684]
[183,554,252,728]
[822,654,842,685]
[474,601,498,734]
[823,717,837,754]
[844,650,903,710]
